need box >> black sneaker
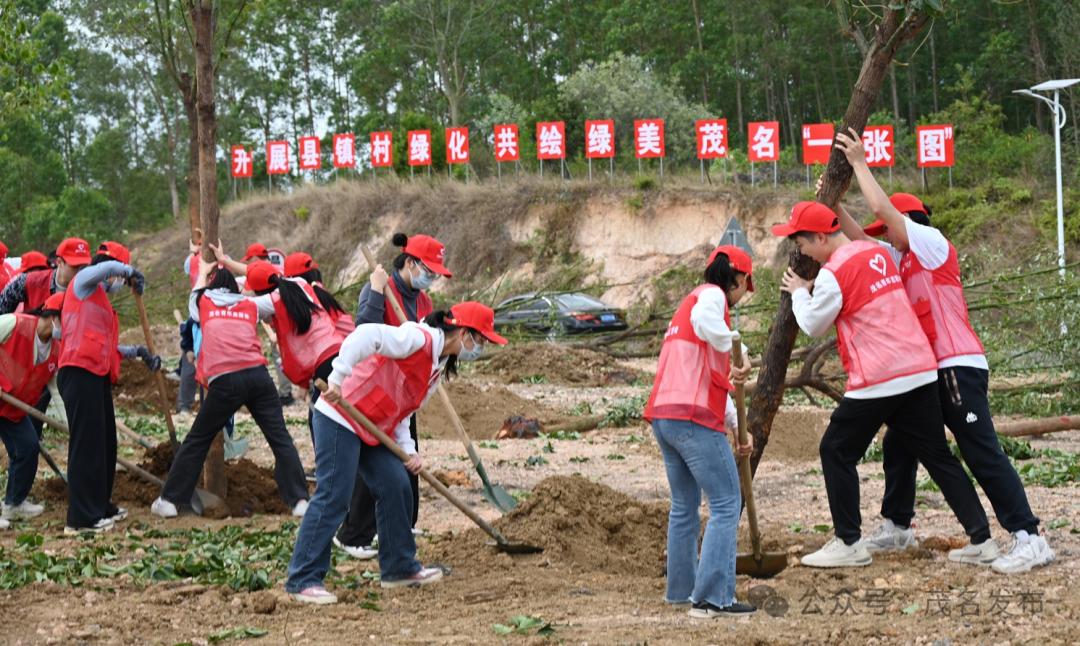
[688,601,756,618]
[279,394,296,406]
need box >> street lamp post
[1013,79,1079,279]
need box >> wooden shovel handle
[133,291,179,452]
[732,334,764,560]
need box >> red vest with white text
[383,279,432,326]
[59,284,120,382]
[644,284,732,432]
[24,269,54,311]
[898,243,984,363]
[0,314,59,421]
[271,279,342,388]
[195,296,265,386]
[825,241,937,391]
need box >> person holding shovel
[0,292,64,528]
[151,259,309,519]
[832,129,1053,574]
[773,201,992,568]
[286,301,505,604]
[335,232,451,560]
[643,245,756,619]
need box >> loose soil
[416,380,571,440]
[112,360,179,416]
[474,342,645,387]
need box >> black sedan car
[493,292,628,337]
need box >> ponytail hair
[196,266,240,306]
[391,232,419,271]
[259,276,320,335]
[704,252,744,294]
[422,309,460,378]
[296,268,347,318]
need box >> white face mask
[457,332,483,361]
[51,322,62,340]
[106,276,126,294]
[410,263,436,291]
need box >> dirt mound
[434,475,668,576]
[113,361,179,416]
[416,380,569,440]
[764,406,831,462]
[474,343,643,387]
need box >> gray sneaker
[862,519,917,552]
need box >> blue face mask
[458,332,483,361]
[411,263,436,291]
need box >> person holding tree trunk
[832,129,1054,574]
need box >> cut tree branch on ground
[995,415,1080,438]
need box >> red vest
[383,279,432,326]
[195,296,266,386]
[644,284,732,432]
[0,263,12,294]
[187,253,201,288]
[271,279,341,388]
[329,326,438,446]
[0,314,59,421]
[314,280,357,339]
[59,284,120,382]
[25,269,54,311]
[898,243,984,363]
[826,241,937,391]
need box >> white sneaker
[991,531,1054,574]
[292,500,309,517]
[862,519,917,552]
[151,497,178,518]
[64,518,114,535]
[290,585,337,605]
[2,500,45,520]
[0,517,9,530]
[380,566,443,589]
[111,507,128,522]
[333,536,378,560]
[411,528,424,537]
[948,539,1000,565]
[801,537,872,568]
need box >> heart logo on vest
[869,253,888,277]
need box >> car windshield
[555,293,607,311]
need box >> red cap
[42,292,65,313]
[242,243,270,261]
[864,193,929,236]
[284,252,318,277]
[56,238,92,267]
[771,202,840,237]
[97,241,131,265]
[446,301,507,345]
[19,251,48,273]
[245,260,281,293]
[708,245,755,292]
[403,235,452,277]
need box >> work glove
[128,269,146,295]
[136,346,162,372]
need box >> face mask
[106,276,125,294]
[457,332,483,361]
[51,322,62,341]
[411,263,436,291]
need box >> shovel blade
[481,484,518,513]
[190,489,225,516]
[486,539,544,555]
[735,552,788,578]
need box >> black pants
[28,388,50,438]
[0,415,39,506]
[58,367,118,528]
[336,415,419,547]
[881,367,1039,534]
[819,382,990,546]
[160,366,307,507]
[177,352,198,412]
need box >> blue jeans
[652,418,741,608]
[286,409,420,592]
[0,416,39,506]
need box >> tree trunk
[889,63,901,122]
[996,415,1080,438]
[180,73,201,241]
[1026,0,1049,131]
[746,9,931,477]
[929,30,939,113]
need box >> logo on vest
[207,308,252,321]
[664,324,680,339]
[869,253,888,277]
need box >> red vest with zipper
[59,284,120,382]
[271,279,342,388]
[24,269,54,311]
[329,325,437,446]
[826,241,937,391]
[195,296,265,387]
[0,314,59,421]
[644,284,732,432]
[383,279,432,326]
[898,243,984,363]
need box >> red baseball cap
[863,193,929,237]
[42,292,65,313]
[403,235,452,277]
[245,260,281,293]
[97,241,131,265]
[242,243,270,261]
[19,251,48,273]
[284,252,318,278]
[771,202,840,237]
[56,238,92,267]
[446,301,507,345]
[708,245,755,292]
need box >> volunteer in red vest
[335,232,451,560]
[285,301,506,604]
[0,241,13,292]
[833,129,1053,574]
[59,241,145,534]
[18,251,49,275]
[0,238,90,315]
[176,238,204,415]
[0,292,63,528]
[773,201,991,568]
[284,252,355,340]
[151,260,308,518]
[643,245,756,619]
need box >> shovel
[316,380,541,554]
[731,335,788,578]
[133,291,180,455]
[0,391,224,515]
[359,244,517,512]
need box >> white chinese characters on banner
[230,146,252,178]
[634,119,664,158]
[299,136,321,170]
[536,122,565,160]
[266,141,290,175]
[585,120,614,158]
[696,119,728,159]
[370,131,392,168]
[494,124,519,162]
[748,121,779,162]
[862,126,894,167]
[408,130,432,166]
[446,127,470,164]
[332,134,356,168]
[916,124,953,167]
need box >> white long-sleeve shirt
[688,287,740,430]
[314,321,445,455]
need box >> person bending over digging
[285,301,506,605]
[643,245,756,619]
[772,201,991,569]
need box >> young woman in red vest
[285,301,506,604]
[0,238,91,315]
[832,129,1053,574]
[773,201,991,568]
[59,242,145,534]
[284,252,355,340]
[151,260,309,519]
[643,245,756,619]
[0,292,63,528]
[335,233,451,560]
